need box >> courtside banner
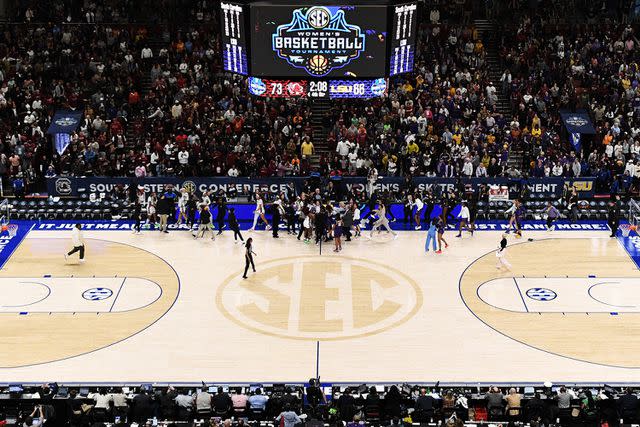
[47,177,595,198]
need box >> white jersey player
[249,193,271,231]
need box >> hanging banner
[47,110,83,135]
[47,176,597,199]
[560,110,596,135]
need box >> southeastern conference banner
[47,177,596,199]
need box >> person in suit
[414,388,435,422]
[216,195,227,235]
[132,201,142,234]
[156,194,171,233]
[608,195,621,237]
[228,208,244,243]
[618,388,638,422]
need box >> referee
[243,238,257,279]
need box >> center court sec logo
[216,256,423,340]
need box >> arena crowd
[0,0,638,202]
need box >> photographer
[23,405,44,427]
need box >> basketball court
[1,221,640,384]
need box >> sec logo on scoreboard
[272,7,366,76]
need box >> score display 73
[248,77,388,99]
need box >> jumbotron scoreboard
[219,0,419,99]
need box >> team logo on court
[217,256,422,340]
[272,7,365,76]
[82,288,113,301]
[55,178,72,195]
[525,287,557,301]
[181,181,196,193]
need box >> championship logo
[272,6,366,76]
[565,116,588,127]
[54,117,79,127]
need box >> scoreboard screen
[389,2,418,76]
[248,77,388,99]
[250,5,388,78]
[221,2,249,75]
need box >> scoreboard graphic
[250,4,388,78]
[221,2,248,75]
[248,77,388,99]
[219,1,418,99]
[389,2,418,76]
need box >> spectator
[275,404,301,427]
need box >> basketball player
[333,215,343,252]
[64,224,85,263]
[456,202,473,237]
[353,202,361,237]
[195,205,215,240]
[177,188,189,225]
[496,234,512,270]
[413,194,425,230]
[242,238,257,279]
[145,192,157,230]
[366,167,378,197]
[201,190,212,208]
[514,200,525,238]
[360,191,378,229]
[249,193,270,231]
[505,200,519,234]
[369,202,397,238]
[435,217,448,254]
[303,211,313,243]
